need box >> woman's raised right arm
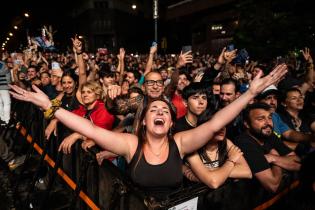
[9,84,136,161]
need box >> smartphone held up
[182,45,192,54]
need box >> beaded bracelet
[44,98,61,120]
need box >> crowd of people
[1,33,315,208]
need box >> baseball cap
[256,85,279,100]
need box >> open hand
[9,84,51,111]
[301,47,313,63]
[248,64,287,96]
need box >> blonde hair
[81,81,104,100]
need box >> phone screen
[226,44,235,52]
[182,45,192,54]
[14,60,21,65]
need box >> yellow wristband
[44,99,61,120]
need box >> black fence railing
[0,98,310,210]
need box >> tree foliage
[234,0,315,60]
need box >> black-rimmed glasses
[145,80,164,87]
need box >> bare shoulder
[122,133,138,147]
[173,132,184,146]
[123,133,139,162]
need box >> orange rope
[16,123,100,210]
[16,123,300,210]
[253,180,300,210]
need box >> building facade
[69,0,239,54]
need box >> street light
[131,4,137,10]
[6,37,10,41]
[153,0,159,43]
[9,33,13,37]
[14,26,18,30]
[24,13,30,18]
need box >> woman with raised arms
[9,64,287,200]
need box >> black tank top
[127,139,183,200]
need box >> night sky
[0,0,75,49]
[0,0,174,41]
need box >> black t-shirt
[226,114,243,142]
[174,116,195,133]
[200,65,220,84]
[41,84,58,100]
[234,133,292,174]
[304,92,315,123]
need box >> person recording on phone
[200,46,238,85]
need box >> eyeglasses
[145,80,164,87]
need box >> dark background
[1,0,314,59]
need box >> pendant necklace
[147,140,168,157]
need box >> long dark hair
[61,69,79,109]
[133,97,177,172]
[197,108,228,166]
[61,69,79,94]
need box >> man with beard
[234,103,300,193]
[256,85,315,153]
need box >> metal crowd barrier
[0,98,307,210]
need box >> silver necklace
[147,141,168,157]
